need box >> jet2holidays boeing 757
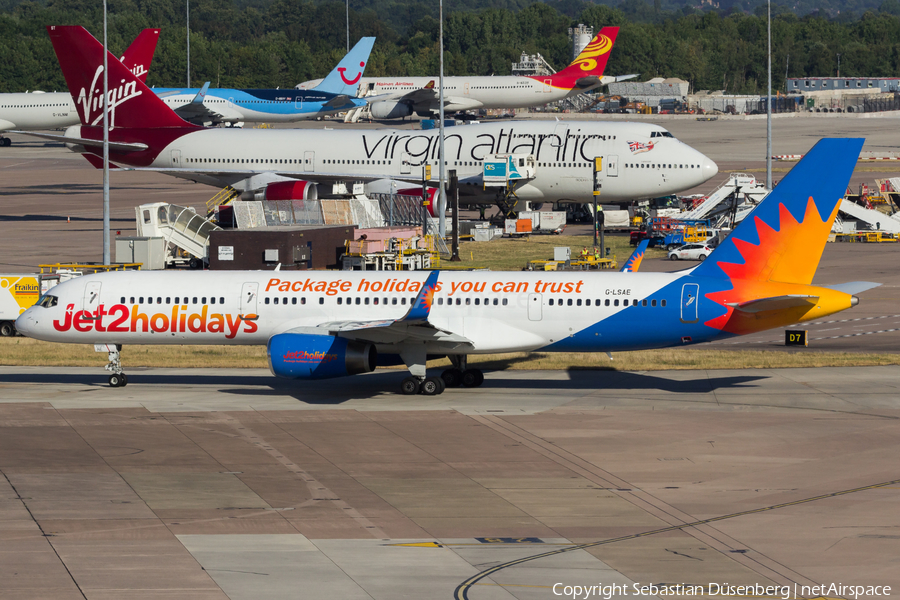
[17,139,878,395]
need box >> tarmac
[1,116,899,598]
[0,365,899,599]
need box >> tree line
[1,0,900,96]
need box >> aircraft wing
[10,131,148,152]
[171,83,243,125]
[322,94,355,109]
[279,271,474,346]
[726,295,818,314]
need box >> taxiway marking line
[453,478,900,600]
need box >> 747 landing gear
[101,344,128,387]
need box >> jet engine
[262,180,318,201]
[267,333,376,379]
[370,101,413,119]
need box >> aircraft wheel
[461,369,484,388]
[108,373,124,388]
[441,368,463,388]
[420,376,443,396]
[0,321,14,337]
[400,377,420,395]
[120,374,128,387]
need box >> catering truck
[0,271,80,336]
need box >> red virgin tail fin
[554,27,619,80]
[47,25,194,130]
[120,28,160,84]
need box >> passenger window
[364,298,370,305]
[622,299,628,307]
[604,299,609,307]
[661,300,667,307]
[193,297,198,304]
[567,299,573,306]
[493,298,498,306]
[455,298,460,305]
[577,299,582,306]
[301,298,306,305]
[651,300,657,307]
[210,297,215,305]
[475,299,480,306]
[465,298,471,306]
[175,297,180,304]
[147,297,153,304]
[502,298,508,306]
[355,298,361,305]
[549,299,554,306]
[374,298,379,305]
[202,297,207,304]
[166,297,171,304]
[402,298,407,305]
[265,297,270,304]
[274,298,279,305]
[121,297,125,303]
[337,298,342,305]
[319,298,324,305]
[614,299,619,307]
[642,299,648,307]
[139,297,144,303]
[438,298,443,305]
[392,298,397,305]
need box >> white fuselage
[0,92,78,131]
[133,120,717,203]
[300,76,593,110]
[16,269,695,354]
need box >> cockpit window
[36,294,58,308]
[650,130,675,138]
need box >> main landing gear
[103,345,128,387]
[397,351,484,395]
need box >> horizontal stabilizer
[10,131,148,152]
[726,295,818,314]
[821,281,882,295]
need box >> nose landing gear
[99,344,128,387]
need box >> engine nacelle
[370,101,413,119]
[397,186,440,217]
[257,180,318,201]
[267,333,376,379]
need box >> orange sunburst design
[704,197,840,334]
[422,286,435,309]
[572,35,613,71]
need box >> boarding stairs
[136,203,221,262]
[206,186,240,218]
[837,199,900,233]
[677,173,769,225]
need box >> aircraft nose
[702,155,719,179]
[15,311,33,337]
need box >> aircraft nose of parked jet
[702,155,719,179]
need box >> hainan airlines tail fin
[47,25,196,130]
[120,28,160,84]
[313,37,376,96]
[692,138,864,285]
[554,27,619,82]
[620,239,649,272]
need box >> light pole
[346,0,350,51]
[438,0,446,237]
[187,0,191,87]
[102,0,110,265]
[837,53,841,78]
[766,0,772,190]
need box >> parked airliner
[299,28,630,119]
[16,139,877,394]
[29,26,717,210]
[151,37,375,125]
[0,28,159,147]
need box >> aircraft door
[607,155,619,177]
[680,283,699,323]
[82,281,101,314]
[464,83,469,96]
[543,79,552,92]
[304,151,315,173]
[528,293,542,321]
[170,149,182,167]
[401,152,411,175]
[294,96,302,109]
[241,282,259,318]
